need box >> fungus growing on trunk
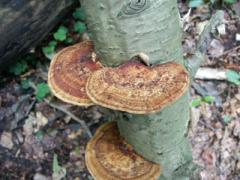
[86,60,189,114]
[85,121,161,180]
[48,41,102,106]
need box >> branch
[29,81,92,138]
[185,10,225,77]
[44,99,93,138]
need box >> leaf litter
[0,2,239,180]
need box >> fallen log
[0,0,78,70]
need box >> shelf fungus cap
[85,122,161,180]
[86,60,189,114]
[48,41,102,106]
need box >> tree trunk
[0,0,78,70]
[82,0,223,179]
[82,0,193,179]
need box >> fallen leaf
[0,132,13,149]
[208,39,224,58]
[236,33,240,41]
[217,24,226,35]
[196,20,209,35]
[34,173,51,180]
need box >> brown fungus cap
[48,41,102,106]
[86,60,189,114]
[85,121,161,180]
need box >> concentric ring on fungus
[48,41,102,106]
[86,60,189,114]
[85,122,161,180]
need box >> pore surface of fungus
[86,60,189,114]
[85,122,161,180]
[48,41,102,106]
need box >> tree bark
[0,0,78,70]
[82,0,223,179]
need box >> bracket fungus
[85,121,161,180]
[48,41,102,106]
[86,60,190,114]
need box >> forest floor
[0,1,239,180]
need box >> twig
[42,111,64,131]
[36,68,48,81]
[44,99,92,138]
[186,10,225,77]
[25,99,37,117]
[12,95,31,112]
[220,44,240,57]
[198,119,216,132]
[11,95,31,130]
[28,81,92,138]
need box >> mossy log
[0,0,78,70]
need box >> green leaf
[53,26,68,41]
[53,154,61,173]
[65,37,74,44]
[52,154,67,180]
[58,26,68,34]
[35,130,44,140]
[48,40,57,47]
[223,0,237,4]
[189,0,204,7]
[54,32,67,41]
[21,79,30,89]
[202,96,215,103]
[36,83,50,101]
[226,70,240,85]
[73,8,86,21]
[191,97,202,107]
[223,115,232,123]
[9,61,28,75]
[42,40,57,59]
[42,46,55,56]
[74,146,81,155]
[74,21,87,34]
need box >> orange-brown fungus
[85,122,161,180]
[86,60,189,114]
[48,41,102,106]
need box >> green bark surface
[82,0,183,66]
[117,93,193,179]
[82,0,196,179]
